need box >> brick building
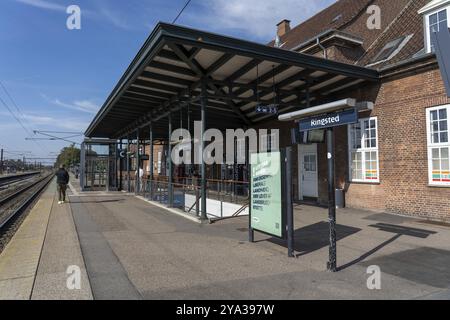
[269,0,450,220]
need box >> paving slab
[70,196,141,300]
[31,187,93,300]
[0,182,55,300]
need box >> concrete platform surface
[2,179,450,300]
[0,182,55,299]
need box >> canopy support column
[118,138,122,191]
[187,101,192,178]
[136,129,140,194]
[200,79,207,220]
[119,139,123,191]
[168,109,174,207]
[149,122,154,199]
[327,127,337,272]
[127,135,131,192]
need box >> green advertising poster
[250,152,284,238]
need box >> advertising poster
[250,152,284,238]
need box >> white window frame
[425,6,450,53]
[426,105,450,186]
[348,117,380,183]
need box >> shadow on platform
[264,221,361,257]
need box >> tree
[55,144,80,169]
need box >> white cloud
[22,114,86,131]
[14,0,129,30]
[186,0,334,40]
[41,94,100,114]
[53,99,100,114]
[15,0,66,12]
[98,6,132,30]
[22,114,54,124]
[72,100,100,113]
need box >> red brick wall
[253,66,450,222]
[337,68,450,221]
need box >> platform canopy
[85,22,379,140]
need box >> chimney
[277,19,291,38]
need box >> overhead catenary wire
[0,81,50,153]
[0,96,33,139]
[0,81,35,134]
[172,0,192,24]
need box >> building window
[157,151,162,174]
[426,8,449,53]
[369,36,410,64]
[427,105,450,186]
[348,117,379,183]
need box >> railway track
[0,172,41,189]
[0,173,54,229]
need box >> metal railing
[127,176,249,219]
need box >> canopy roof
[85,22,379,139]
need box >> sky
[0,0,335,164]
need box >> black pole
[327,127,337,272]
[127,135,131,192]
[248,136,254,243]
[149,122,154,199]
[200,80,207,220]
[187,102,191,176]
[119,139,123,191]
[168,109,174,207]
[285,147,294,257]
[136,130,140,195]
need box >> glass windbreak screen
[87,144,110,157]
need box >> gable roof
[358,0,429,68]
[270,0,428,70]
[270,0,374,50]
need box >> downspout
[317,37,327,59]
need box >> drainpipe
[317,37,327,59]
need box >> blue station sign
[299,108,358,132]
[255,104,278,115]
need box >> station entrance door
[80,139,118,191]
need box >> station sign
[299,108,358,132]
[250,152,285,239]
[255,104,278,115]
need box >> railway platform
[1,179,450,300]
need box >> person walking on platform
[56,164,69,204]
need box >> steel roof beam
[122,93,168,104]
[140,71,193,87]
[148,60,197,77]
[126,86,175,99]
[167,42,251,125]
[226,59,262,82]
[133,79,183,94]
